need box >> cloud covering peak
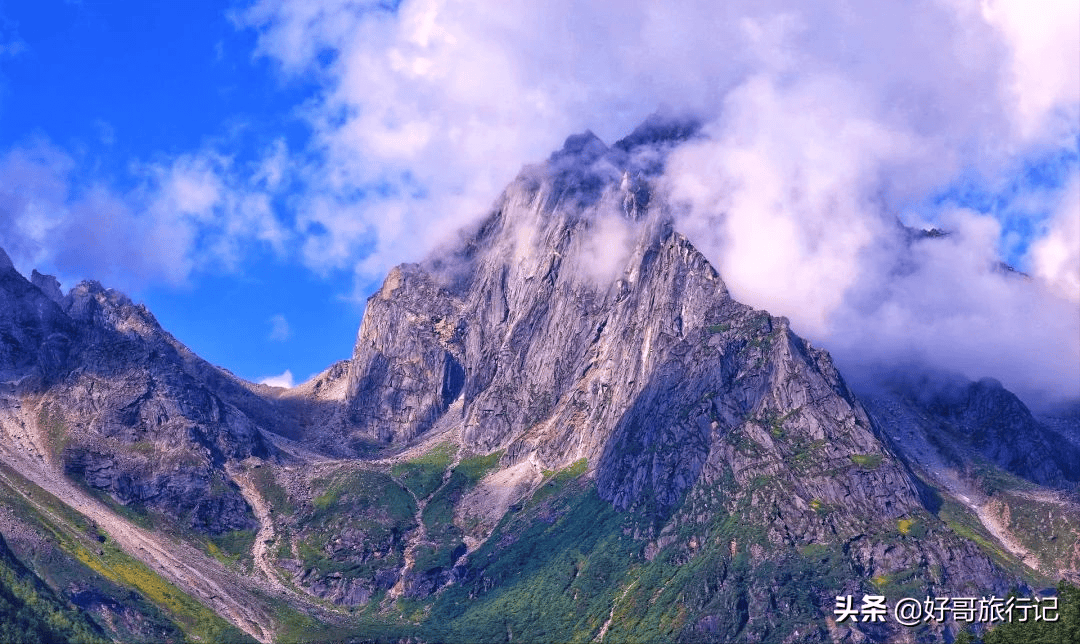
[234,0,1079,400]
[1,0,1076,402]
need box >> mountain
[0,118,1076,643]
[1,250,273,534]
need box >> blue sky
[0,0,362,384]
[0,0,1076,399]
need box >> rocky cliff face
[1,116,1073,643]
[921,377,1080,486]
[344,118,927,523]
[331,119,1028,641]
[865,373,1080,488]
[0,258,274,534]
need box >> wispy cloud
[235,0,1077,264]
[259,369,294,388]
[0,1,1075,403]
[0,137,290,290]
[267,313,290,341]
[1031,174,1080,304]
[0,12,25,58]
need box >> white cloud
[235,0,1070,275]
[259,369,294,388]
[573,203,637,285]
[1,0,1075,403]
[1030,174,1080,304]
[825,209,1080,403]
[978,0,1080,142]
[666,74,924,337]
[0,138,291,290]
[268,313,291,341]
[230,0,1079,402]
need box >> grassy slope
[418,459,860,644]
[0,531,109,644]
[0,462,254,643]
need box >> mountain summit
[0,120,1076,643]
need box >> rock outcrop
[0,264,274,534]
[343,117,929,525]
[2,114,1071,642]
[867,373,1080,488]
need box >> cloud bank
[0,138,287,289]
[0,1,1075,402]
[234,0,1077,401]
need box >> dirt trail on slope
[386,442,465,599]
[594,579,638,642]
[229,464,292,595]
[386,482,425,601]
[228,463,352,628]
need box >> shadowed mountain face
[0,118,1076,643]
[889,375,1080,487]
[1,256,274,534]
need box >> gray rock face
[30,270,64,305]
[0,261,76,384]
[336,121,1023,639]
[2,114,1053,640]
[345,122,704,466]
[346,264,466,445]
[933,378,1080,485]
[868,373,1080,487]
[0,266,271,534]
[344,121,926,525]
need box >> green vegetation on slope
[956,582,1079,644]
[249,465,294,516]
[415,450,503,572]
[0,532,108,644]
[0,462,253,643]
[936,495,1051,587]
[425,476,633,643]
[299,469,417,578]
[417,461,855,644]
[391,441,457,500]
[38,403,70,457]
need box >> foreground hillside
[0,117,1077,642]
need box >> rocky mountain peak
[340,117,934,529]
[29,270,64,305]
[0,255,75,382]
[62,279,162,339]
[549,129,608,164]
[3,110,1072,641]
[0,251,274,538]
[612,110,701,151]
